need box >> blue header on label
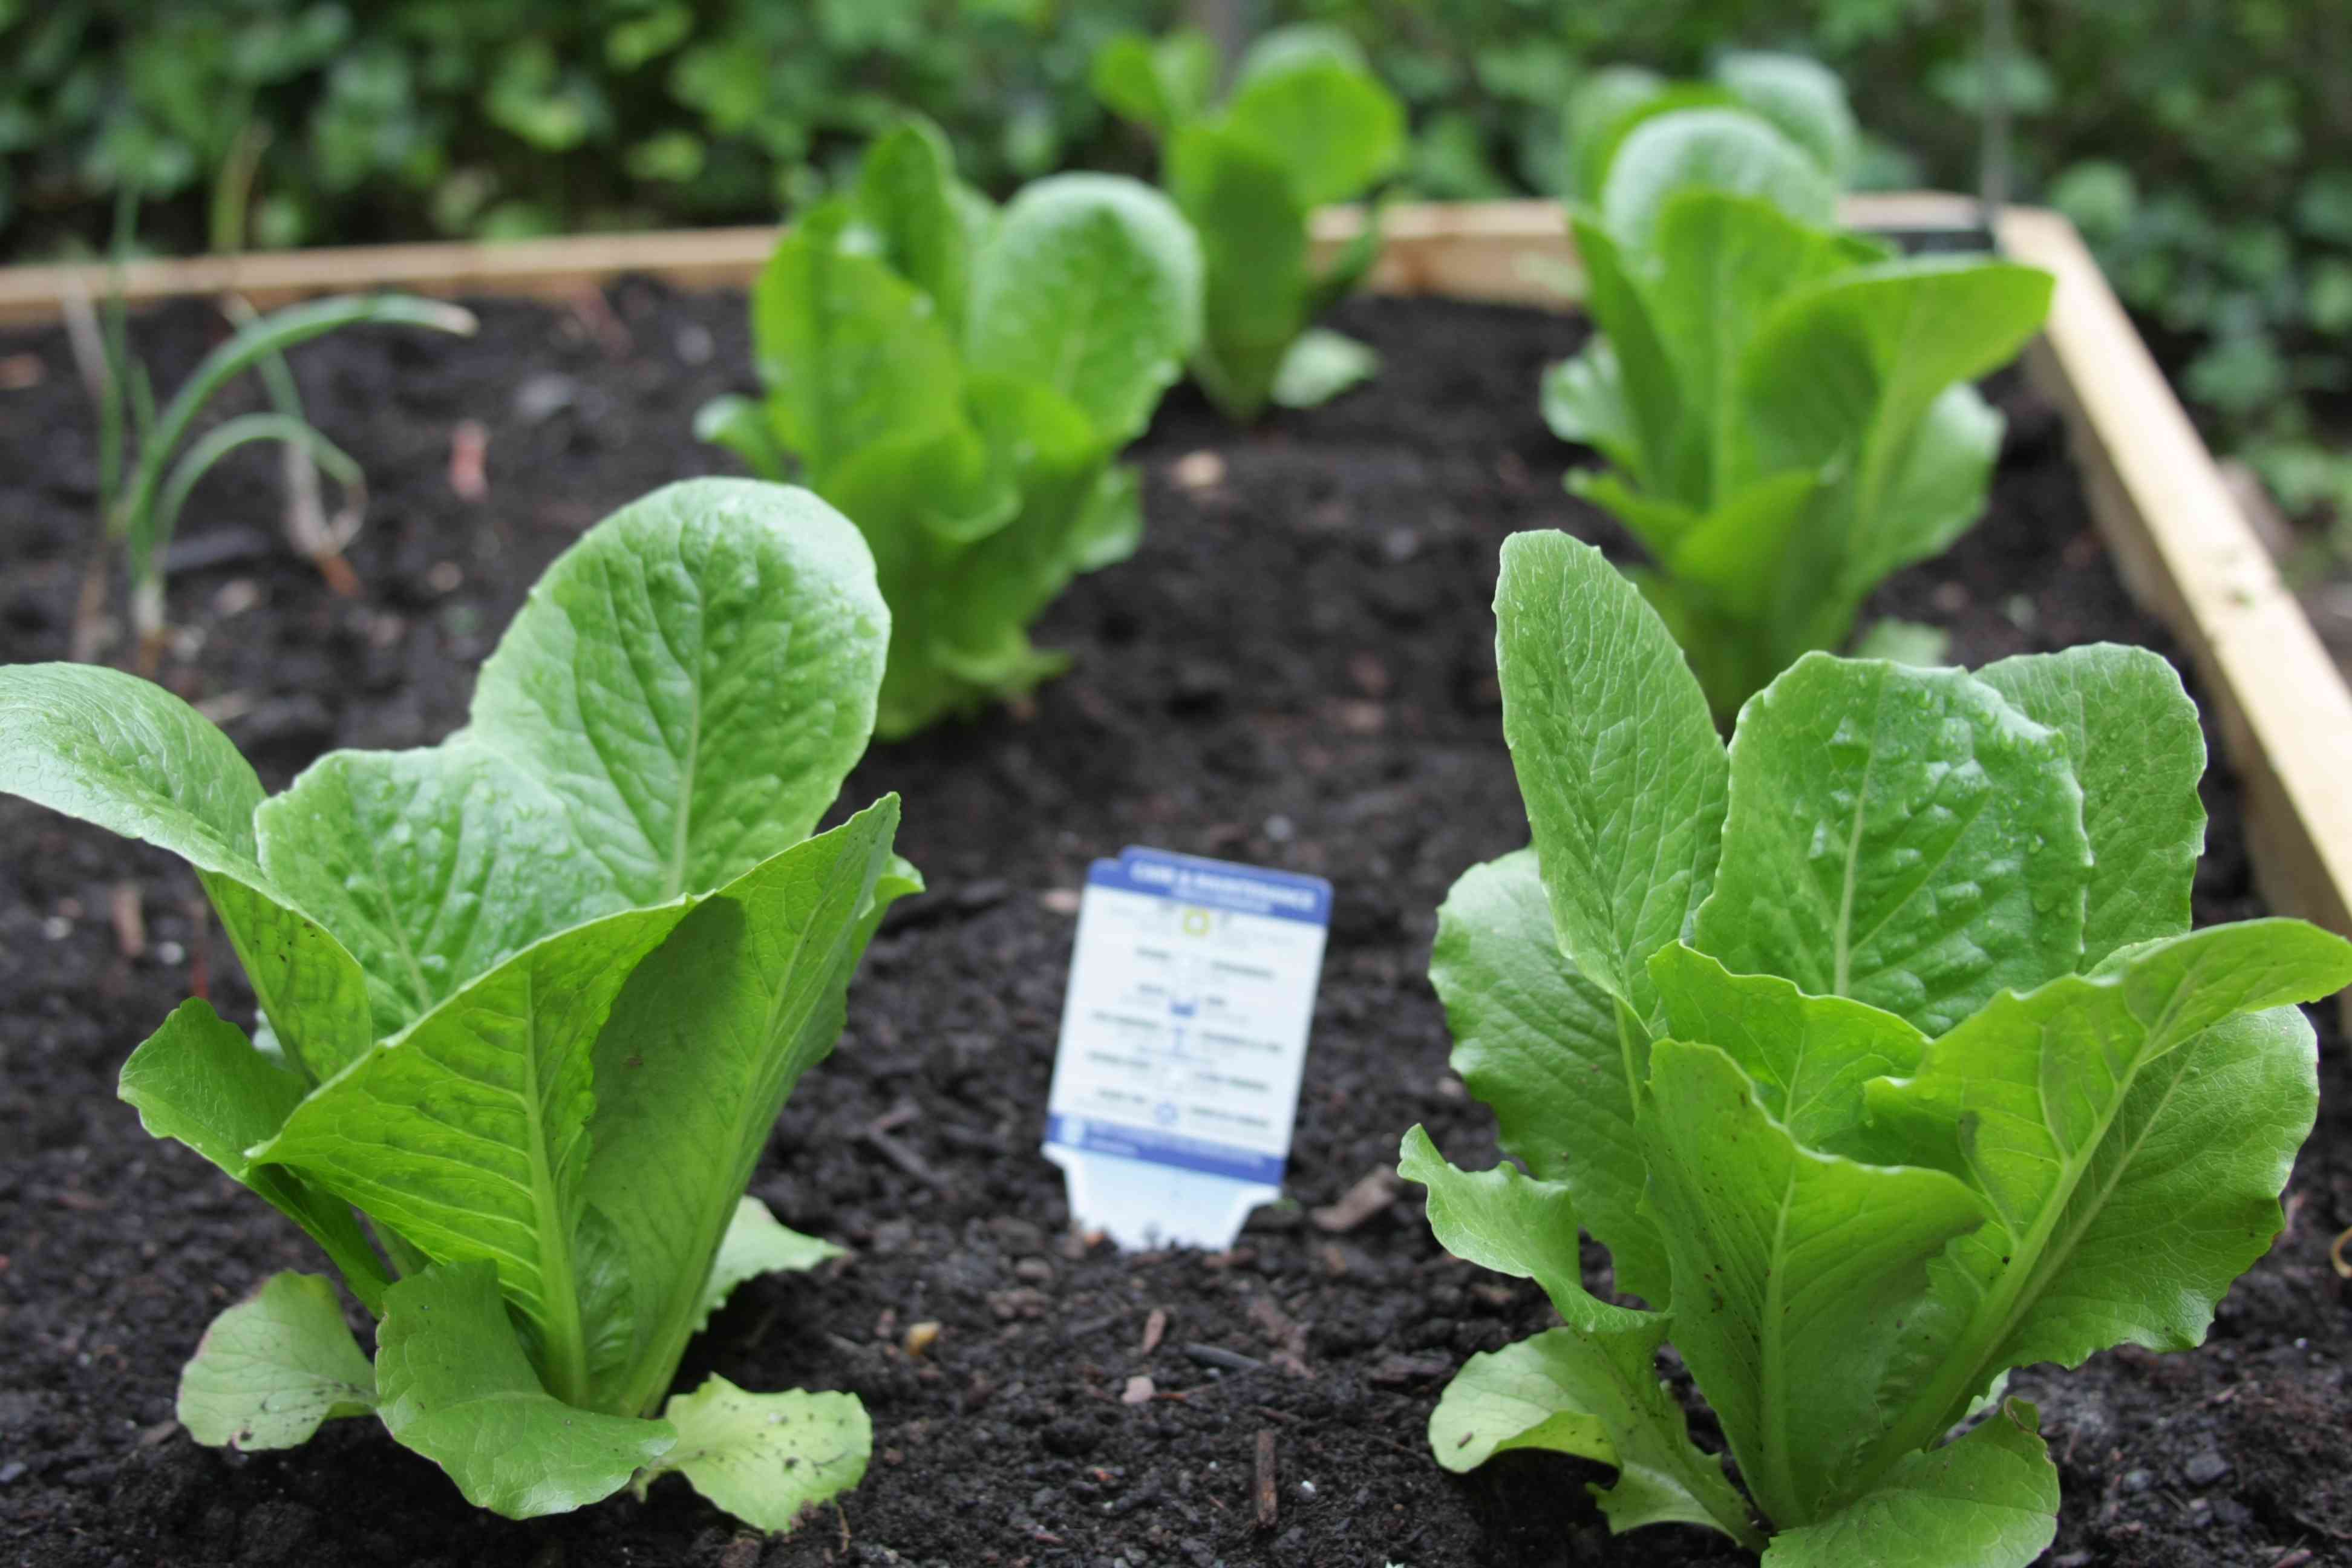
[1045,1114,1287,1186]
[1085,845,1332,926]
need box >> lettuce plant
[1543,108,2054,717]
[0,479,920,1530]
[1562,53,1860,203]
[1093,24,1404,418]
[699,120,1199,738]
[1404,532,2352,1563]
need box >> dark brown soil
[1,287,2345,1568]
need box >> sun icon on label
[1180,906,1213,937]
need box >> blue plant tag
[1042,846,1333,1250]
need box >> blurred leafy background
[4,0,2347,533]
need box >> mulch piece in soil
[2,285,2347,1568]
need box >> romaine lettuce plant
[1404,531,2352,1563]
[699,119,1200,738]
[0,478,920,1530]
[1543,108,2055,717]
[1093,24,1404,418]
[1562,53,1861,203]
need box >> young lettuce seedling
[1403,532,2352,1563]
[1093,24,1404,417]
[699,119,1200,737]
[1543,105,2054,718]
[0,479,920,1530]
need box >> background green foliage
[1284,0,2352,531]
[4,0,2345,518]
[0,0,1157,251]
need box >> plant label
[1042,846,1332,1250]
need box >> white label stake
[1042,846,1332,1251]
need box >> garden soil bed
[2,288,2348,1568]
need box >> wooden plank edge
[1997,206,2352,958]
[0,194,1975,324]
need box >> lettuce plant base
[1,287,2347,1568]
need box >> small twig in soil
[1312,1167,1400,1233]
[834,1501,851,1553]
[2272,1549,2313,1567]
[860,1105,948,1192]
[1184,1343,1264,1373]
[109,881,145,959]
[567,286,634,358]
[449,420,489,501]
[1253,1428,1278,1530]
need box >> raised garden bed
[3,218,2349,1568]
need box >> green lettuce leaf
[1762,1403,2058,1568]
[1736,258,2053,623]
[964,173,1201,446]
[636,1376,870,1532]
[120,1001,392,1312]
[852,117,972,336]
[0,663,372,1080]
[1714,53,1860,185]
[1221,52,1404,209]
[1089,28,1218,138]
[1270,327,1380,409]
[1429,850,1667,1305]
[255,745,629,1039]
[1640,1039,1990,1529]
[465,478,887,904]
[177,1272,377,1451]
[1068,462,1145,573]
[1400,1128,1762,1546]
[1977,645,2206,965]
[1556,212,1679,494]
[696,1197,844,1334]
[1647,942,1926,1154]
[253,900,690,1405]
[1642,191,1876,508]
[1494,532,1726,1026]
[1694,656,2092,1035]
[1601,110,1838,261]
[694,391,786,480]
[1171,120,1311,420]
[749,205,962,488]
[1850,923,2350,1466]
[581,797,912,1417]
[375,1261,675,1519]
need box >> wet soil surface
[1,288,2345,1568]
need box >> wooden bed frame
[5,197,2347,961]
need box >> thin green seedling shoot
[58,189,473,668]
